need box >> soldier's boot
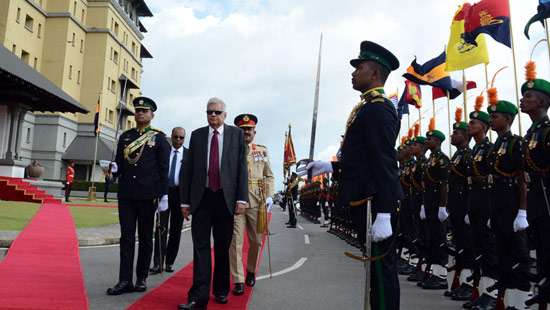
[422,274,448,290]
[503,289,532,310]
[453,269,475,301]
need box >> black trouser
[468,183,498,279]
[153,187,184,267]
[423,189,448,267]
[410,193,426,258]
[448,186,473,269]
[188,189,234,304]
[397,196,414,253]
[65,182,72,201]
[528,176,550,299]
[118,198,156,282]
[491,180,531,291]
[288,196,296,225]
[320,199,329,222]
[104,180,111,201]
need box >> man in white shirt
[151,127,188,274]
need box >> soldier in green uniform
[486,99,531,309]
[397,140,417,275]
[463,105,499,309]
[106,97,171,295]
[520,74,550,306]
[408,135,429,283]
[419,126,450,290]
[447,114,474,301]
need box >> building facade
[0,0,152,180]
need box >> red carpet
[128,215,271,310]
[67,203,117,208]
[0,203,88,309]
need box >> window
[25,15,34,31]
[109,47,113,60]
[77,70,81,84]
[113,50,119,64]
[16,8,21,23]
[33,57,38,69]
[111,79,116,93]
[131,67,135,79]
[37,23,42,38]
[127,120,132,130]
[25,128,31,143]
[114,22,119,36]
[81,9,85,23]
[131,42,136,55]
[63,132,67,148]
[80,39,84,53]
[12,44,16,53]
[21,50,30,64]
[129,94,134,104]
[108,110,114,123]
[71,33,75,47]
[104,108,109,121]
[68,65,72,79]
[111,18,114,31]
[73,1,77,16]
[107,77,111,90]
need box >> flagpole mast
[484,64,493,142]
[545,19,550,63]
[507,0,523,135]
[89,93,101,201]
[447,92,452,156]
[308,33,323,177]
[462,70,468,122]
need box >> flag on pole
[432,80,477,100]
[524,0,550,39]
[446,4,490,72]
[284,125,297,170]
[463,0,511,48]
[403,52,454,91]
[397,80,422,119]
[93,97,100,136]
[388,92,399,111]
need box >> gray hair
[206,97,226,111]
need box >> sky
[139,0,550,190]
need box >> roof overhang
[135,0,153,17]
[119,74,139,89]
[0,46,88,113]
[140,45,153,58]
[62,136,114,161]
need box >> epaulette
[151,127,165,134]
[370,97,387,104]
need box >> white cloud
[140,0,548,190]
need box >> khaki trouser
[229,206,263,283]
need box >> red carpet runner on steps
[0,203,88,309]
[128,215,270,310]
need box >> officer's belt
[468,176,489,185]
[248,179,265,185]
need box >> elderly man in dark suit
[178,97,249,310]
[150,127,189,274]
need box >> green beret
[413,136,427,144]
[133,96,157,112]
[426,130,446,142]
[350,41,399,71]
[453,122,468,131]
[521,79,550,98]
[470,111,490,125]
[487,100,518,116]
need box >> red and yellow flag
[284,125,297,170]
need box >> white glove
[306,160,333,177]
[513,209,529,232]
[487,219,491,229]
[438,207,449,222]
[110,162,118,173]
[372,213,393,242]
[419,205,426,220]
[464,214,470,225]
[266,197,273,212]
[158,195,168,212]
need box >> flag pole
[484,64,493,142]
[308,33,323,180]
[545,19,550,63]
[89,93,101,201]
[447,91,452,156]
[462,70,468,122]
[508,0,523,135]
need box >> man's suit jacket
[181,124,249,215]
[176,147,189,185]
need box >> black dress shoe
[232,283,244,296]
[214,295,228,304]
[165,265,175,273]
[134,278,147,292]
[452,284,473,301]
[470,293,496,310]
[106,281,134,295]
[245,272,256,287]
[177,301,207,310]
[150,266,162,274]
[421,275,447,290]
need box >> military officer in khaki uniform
[229,113,275,296]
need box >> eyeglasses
[206,110,224,116]
[173,136,185,140]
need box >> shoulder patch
[370,98,386,104]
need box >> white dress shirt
[169,146,184,186]
[206,125,224,186]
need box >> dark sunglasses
[206,110,224,116]
[173,135,185,140]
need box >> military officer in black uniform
[463,106,499,310]
[107,97,171,295]
[420,127,450,290]
[520,75,550,306]
[486,99,531,308]
[447,117,474,301]
[308,41,402,310]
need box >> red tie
[208,130,221,191]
